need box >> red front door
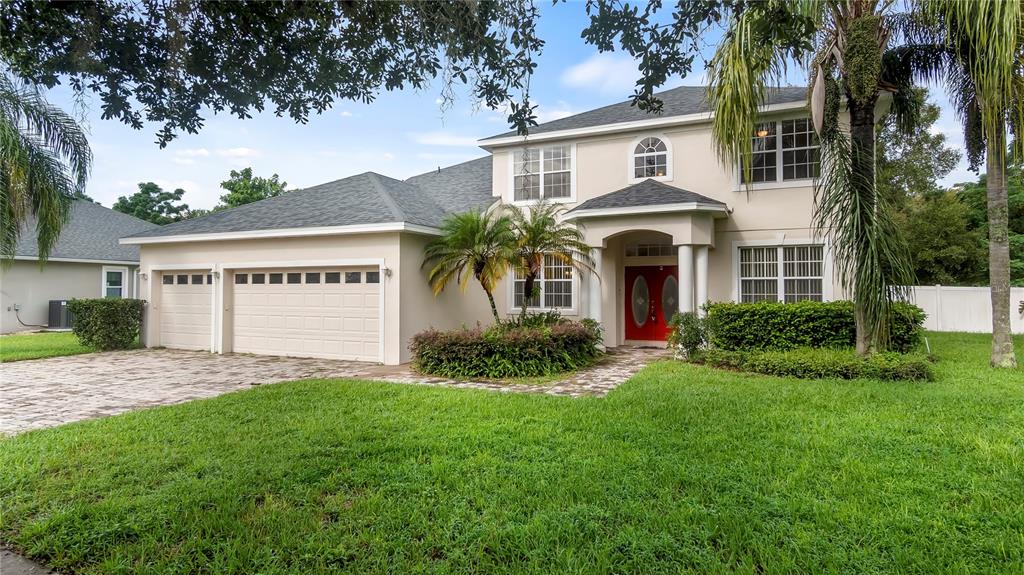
[625,266,679,341]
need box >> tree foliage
[957,167,1024,287]
[112,182,192,225]
[218,168,288,209]
[0,0,543,146]
[0,73,90,264]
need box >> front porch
[564,179,729,348]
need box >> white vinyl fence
[907,285,1024,334]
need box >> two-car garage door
[232,267,380,361]
[157,267,381,362]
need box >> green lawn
[0,331,94,362]
[1,332,1021,574]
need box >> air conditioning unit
[48,300,74,329]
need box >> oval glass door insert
[662,275,679,323]
[631,275,649,327]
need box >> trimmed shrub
[410,320,603,378]
[704,300,926,353]
[667,312,706,358]
[692,347,935,382]
[67,298,145,351]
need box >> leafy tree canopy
[0,0,544,146]
[957,166,1024,286]
[112,182,192,225]
[218,168,288,209]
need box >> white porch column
[695,245,709,316]
[678,245,695,314]
[588,247,603,325]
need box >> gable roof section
[405,156,495,213]
[480,86,807,142]
[566,179,725,216]
[15,199,157,262]
[123,172,451,240]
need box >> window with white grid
[739,245,824,303]
[739,247,779,302]
[633,137,669,179]
[512,255,574,309]
[782,245,824,302]
[740,117,820,184]
[514,145,572,202]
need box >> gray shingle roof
[15,199,157,261]
[124,172,452,239]
[405,156,495,213]
[481,86,807,141]
[567,179,725,213]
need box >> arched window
[633,137,669,179]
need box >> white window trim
[733,114,819,191]
[101,265,129,299]
[730,238,833,303]
[506,143,577,206]
[506,263,580,315]
[628,134,673,183]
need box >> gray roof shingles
[15,199,157,262]
[405,156,495,213]
[124,170,468,239]
[567,179,725,213]
[481,85,807,141]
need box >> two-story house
[121,86,838,365]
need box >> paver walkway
[1,347,669,435]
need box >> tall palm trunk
[484,288,500,324]
[848,95,879,356]
[520,274,537,319]
[986,132,1018,368]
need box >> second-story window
[513,145,572,202]
[633,137,669,179]
[741,117,820,184]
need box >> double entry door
[625,265,680,341]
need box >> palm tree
[908,0,1021,368]
[708,0,917,355]
[1,74,91,264]
[423,208,516,323]
[506,200,594,319]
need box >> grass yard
[1,332,1022,574]
[0,331,93,362]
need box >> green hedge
[704,300,926,353]
[410,320,603,378]
[67,298,145,351]
[692,347,935,382]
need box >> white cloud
[536,101,578,123]
[408,131,481,147]
[382,152,395,161]
[172,157,196,166]
[562,53,639,95]
[340,110,354,118]
[174,148,210,158]
[216,147,261,158]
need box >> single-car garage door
[231,267,381,362]
[159,271,213,350]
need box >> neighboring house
[121,86,840,364]
[2,200,157,333]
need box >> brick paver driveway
[1,347,670,435]
[1,349,383,435]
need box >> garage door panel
[232,267,380,362]
[159,270,212,351]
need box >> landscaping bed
[0,332,1020,573]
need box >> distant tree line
[112,168,288,225]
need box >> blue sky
[45,2,974,210]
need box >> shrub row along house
[120,86,840,365]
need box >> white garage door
[159,271,213,351]
[232,267,381,362]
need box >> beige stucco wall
[1,260,140,333]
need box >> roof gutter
[478,101,809,148]
[119,222,441,245]
[564,202,730,221]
